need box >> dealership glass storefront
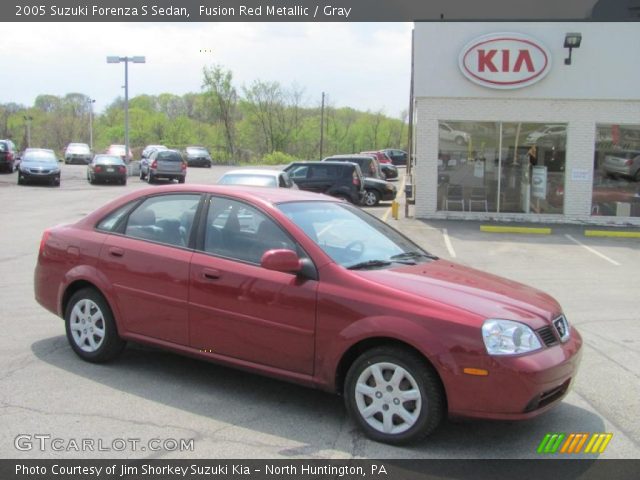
[592,124,640,218]
[437,121,566,214]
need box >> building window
[437,121,566,214]
[592,124,640,218]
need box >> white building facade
[413,22,640,224]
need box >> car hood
[354,260,561,328]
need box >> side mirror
[260,249,301,274]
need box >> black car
[380,163,399,180]
[87,155,128,185]
[17,149,61,186]
[323,155,397,207]
[283,161,365,205]
[184,146,212,168]
[0,139,18,173]
[382,149,407,166]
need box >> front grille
[537,326,558,347]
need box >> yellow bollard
[391,200,399,220]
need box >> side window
[204,197,296,264]
[124,194,201,247]
[289,165,308,179]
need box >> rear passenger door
[98,193,202,345]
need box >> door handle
[202,268,221,280]
[108,247,125,258]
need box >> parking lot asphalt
[0,164,638,459]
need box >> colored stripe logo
[537,433,613,454]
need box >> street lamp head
[131,56,146,63]
[106,56,121,64]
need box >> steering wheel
[344,240,365,260]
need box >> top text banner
[5,0,615,22]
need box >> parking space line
[585,230,640,238]
[442,228,457,258]
[565,234,620,266]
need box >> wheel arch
[334,336,448,411]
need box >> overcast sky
[0,22,412,117]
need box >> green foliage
[0,65,408,160]
[261,151,296,165]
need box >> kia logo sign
[459,33,552,89]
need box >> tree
[203,65,238,159]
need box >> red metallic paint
[34,184,582,422]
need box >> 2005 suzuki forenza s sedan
[35,185,582,444]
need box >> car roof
[222,169,283,176]
[325,154,373,159]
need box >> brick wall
[414,97,640,225]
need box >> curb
[584,230,640,238]
[480,226,552,234]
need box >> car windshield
[220,174,277,187]
[277,201,435,268]
[67,144,90,154]
[187,147,208,154]
[23,152,57,163]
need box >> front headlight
[482,319,542,355]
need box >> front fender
[316,315,457,392]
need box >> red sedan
[34,185,581,444]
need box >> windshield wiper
[390,251,438,260]
[347,259,392,270]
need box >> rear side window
[309,165,338,178]
[96,203,136,232]
[124,194,201,248]
[0,142,7,152]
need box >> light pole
[106,56,145,162]
[23,115,33,148]
[87,98,95,151]
[319,92,325,159]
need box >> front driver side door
[189,196,318,375]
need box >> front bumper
[381,188,397,202]
[445,327,583,420]
[19,169,60,184]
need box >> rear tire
[344,346,444,445]
[64,288,126,363]
[178,177,185,184]
[139,170,146,181]
[148,172,155,184]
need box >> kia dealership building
[412,22,640,224]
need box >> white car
[526,125,566,145]
[439,123,471,145]
[217,169,298,189]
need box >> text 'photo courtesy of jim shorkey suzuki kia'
[34,185,582,444]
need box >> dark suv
[0,139,18,173]
[323,155,397,206]
[283,161,365,205]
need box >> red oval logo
[459,33,551,89]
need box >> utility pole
[405,29,415,218]
[87,99,96,150]
[319,92,325,159]
[23,115,33,148]
[107,56,146,162]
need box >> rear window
[157,151,183,162]
[94,156,124,165]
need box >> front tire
[344,346,444,444]
[64,288,126,363]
